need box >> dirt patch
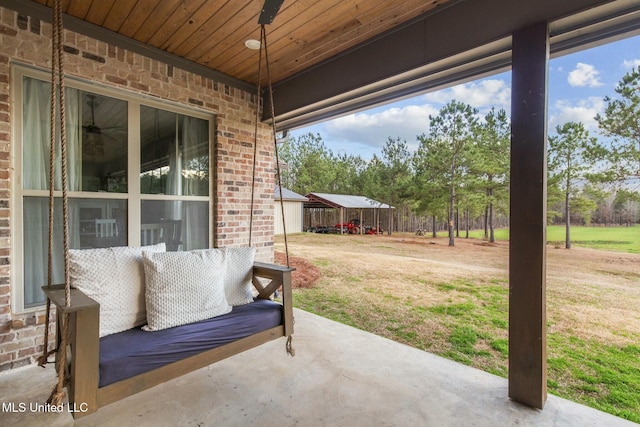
[274,251,321,289]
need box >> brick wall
[0,6,275,372]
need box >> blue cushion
[99,299,283,387]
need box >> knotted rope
[250,25,294,356]
[248,25,264,248]
[286,335,295,357]
[261,24,290,268]
[39,0,71,406]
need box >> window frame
[11,64,215,313]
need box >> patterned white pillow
[222,247,256,306]
[142,249,231,331]
[69,243,166,337]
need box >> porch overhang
[267,0,640,129]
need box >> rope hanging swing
[248,22,294,356]
[38,3,294,401]
[38,0,72,406]
[249,24,290,268]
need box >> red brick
[0,332,14,343]
[0,25,17,36]
[18,347,37,357]
[0,352,14,363]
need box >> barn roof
[304,193,394,210]
[275,187,308,202]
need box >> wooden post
[509,21,548,409]
[70,305,100,416]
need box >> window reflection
[140,106,209,196]
[23,197,127,307]
[80,93,128,192]
[141,200,208,251]
[78,199,128,249]
[23,80,128,193]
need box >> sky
[290,34,640,160]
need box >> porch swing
[39,0,294,419]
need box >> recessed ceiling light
[245,39,261,50]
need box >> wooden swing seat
[43,262,294,419]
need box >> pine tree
[548,122,605,248]
[595,65,640,182]
[415,101,478,246]
[468,108,510,243]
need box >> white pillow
[142,249,231,331]
[222,247,256,306]
[69,243,166,337]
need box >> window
[139,105,210,252]
[13,67,212,311]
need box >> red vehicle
[334,221,359,234]
[334,219,382,235]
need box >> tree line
[279,66,640,247]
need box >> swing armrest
[252,262,295,297]
[43,284,100,313]
[252,262,295,337]
[42,284,100,415]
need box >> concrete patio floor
[1,308,636,427]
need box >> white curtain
[23,78,50,190]
[165,114,182,220]
[22,79,81,306]
[181,116,208,249]
[183,201,208,250]
[181,115,204,196]
[162,115,209,250]
[66,89,82,191]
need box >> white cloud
[314,77,511,156]
[421,79,511,112]
[549,97,605,131]
[622,59,640,70]
[324,103,439,153]
[567,63,603,87]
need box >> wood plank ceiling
[32,0,452,87]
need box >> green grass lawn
[443,225,639,253]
